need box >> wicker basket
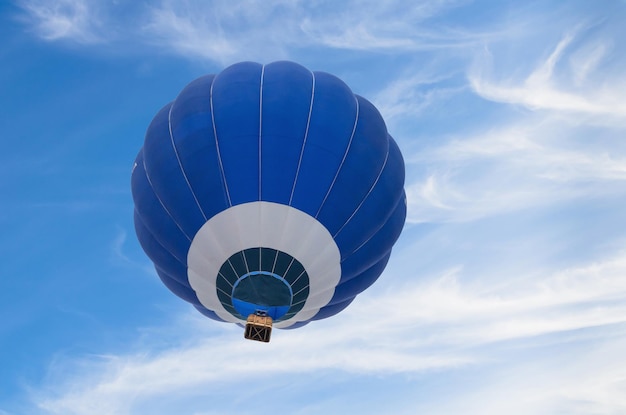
[244,313,273,342]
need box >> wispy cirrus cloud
[372,69,467,124]
[392,24,626,224]
[469,30,626,118]
[16,0,508,63]
[140,0,302,64]
[32,246,626,414]
[19,0,106,43]
[415,332,626,415]
[140,0,480,64]
[405,112,626,223]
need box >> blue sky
[2,0,626,413]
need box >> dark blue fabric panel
[134,211,189,285]
[340,193,406,282]
[260,61,313,204]
[290,71,358,217]
[131,151,190,264]
[212,62,263,205]
[156,268,201,306]
[281,321,310,330]
[329,253,390,305]
[194,305,224,322]
[142,103,206,238]
[316,95,389,236]
[169,74,230,220]
[310,298,354,321]
[333,135,405,256]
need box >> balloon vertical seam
[291,269,308,289]
[344,192,404,263]
[314,95,360,219]
[240,250,250,276]
[141,158,192,242]
[215,285,231,298]
[218,270,234,288]
[167,102,208,222]
[289,70,316,206]
[258,64,265,201]
[292,284,309,297]
[209,75,232,207]
[333,143,391,239]
[283,257,296,279]
[270,248,279,275]
[227,259,239,281]
[133,209,188,264]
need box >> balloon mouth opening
[216,247,311,322]
[232,272,292,319]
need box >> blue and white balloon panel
[131,61,406,329]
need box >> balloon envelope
[131,61,406,329]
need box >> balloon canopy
[131,61,406,331]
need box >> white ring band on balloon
[187,201,341,329]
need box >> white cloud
[369,251,626,343]
[569,40,610,86]
[298,0,499,52]
[19,0,105,44]
[372,70,466,123]
[143,7,234,63]
[33,248,626,414]
[140,0,470,64]
[141,0,295,64]
[402,102,626,223]
[469,32,626,118]
[415,332,626,415]
[17,0,502,63]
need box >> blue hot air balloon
[131,61,406,340]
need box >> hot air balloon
[131,61,406,342]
